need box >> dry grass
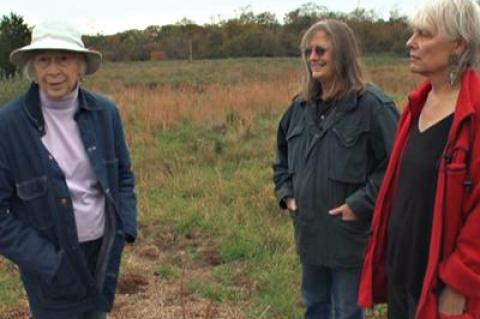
[88,57,419,149]
[0,57,422,319]
[109,243,247,319]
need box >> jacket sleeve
[113,107,138,243]
[346,99,399,221]
[439,156,480,298]
[273,104,295,209]
[0,146,62,283]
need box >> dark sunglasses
[303,46,329,57]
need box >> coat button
[48,154,54,161]
[60,198,68,207]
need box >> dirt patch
[108,236,246,319]
[117,273,149,295]
[198,245,223,266]
[139,245,161,260]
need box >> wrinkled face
[305,30,334,85]
[406,27,462,78]
[32,51,83,100]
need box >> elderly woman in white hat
[0,20,137,319]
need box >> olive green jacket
[273,85,399,267]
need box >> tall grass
[0,76,29,106]
[0,57,420,318]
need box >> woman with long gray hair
[359,0,480,318]
[273,19,398,319]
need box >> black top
[387,113,453,298]
[316,98,336,124]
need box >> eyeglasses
[303,46,329,57]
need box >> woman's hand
[329,203,358,221]
[285,197,298,212]
[439,286,466,315]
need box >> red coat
[359,69,480,319]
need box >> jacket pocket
[434,290,478,319]
[328,125,369,183]
[16,175,52,230]
[16,175,47,200]
[40,255,88,303]
[334,218,370,236]
[286,124,304,171]
[329,217,369,266]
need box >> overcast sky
[1,0,426,35]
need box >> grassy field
[0,57,420,319]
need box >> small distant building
[150,50,167,61]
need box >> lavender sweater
[40,88,105,242]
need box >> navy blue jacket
[0,83,137,318]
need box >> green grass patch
[0,58,404,318]
[156,264,180,280]
[0,262,24,312]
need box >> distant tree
[144,25,162,39]
[348,7,378,22]
[83,4,414,61]
[283,2,329,26]
[176,18,201,61]
[255,12,279,26]
[207,25,225,57]
[0,13,30,78]
[238,6,256,25]
[282,3,332,54]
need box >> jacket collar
[452,69,478,132]
[23,82,101,134]
[337,89,360,112]
[316,89,359,113]
[407,80,431,119]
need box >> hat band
[33,34,85,49]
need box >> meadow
[0,56,419,319]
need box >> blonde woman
[359,1,480,318]
[273,19,398,319]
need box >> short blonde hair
[410,0,480,72]
[300,19,366,103]
[22,51,87,81]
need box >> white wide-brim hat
[10,20,102,75]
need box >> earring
[448,54,460,86]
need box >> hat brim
[10,38,102,75]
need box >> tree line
[1,4,411,76]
